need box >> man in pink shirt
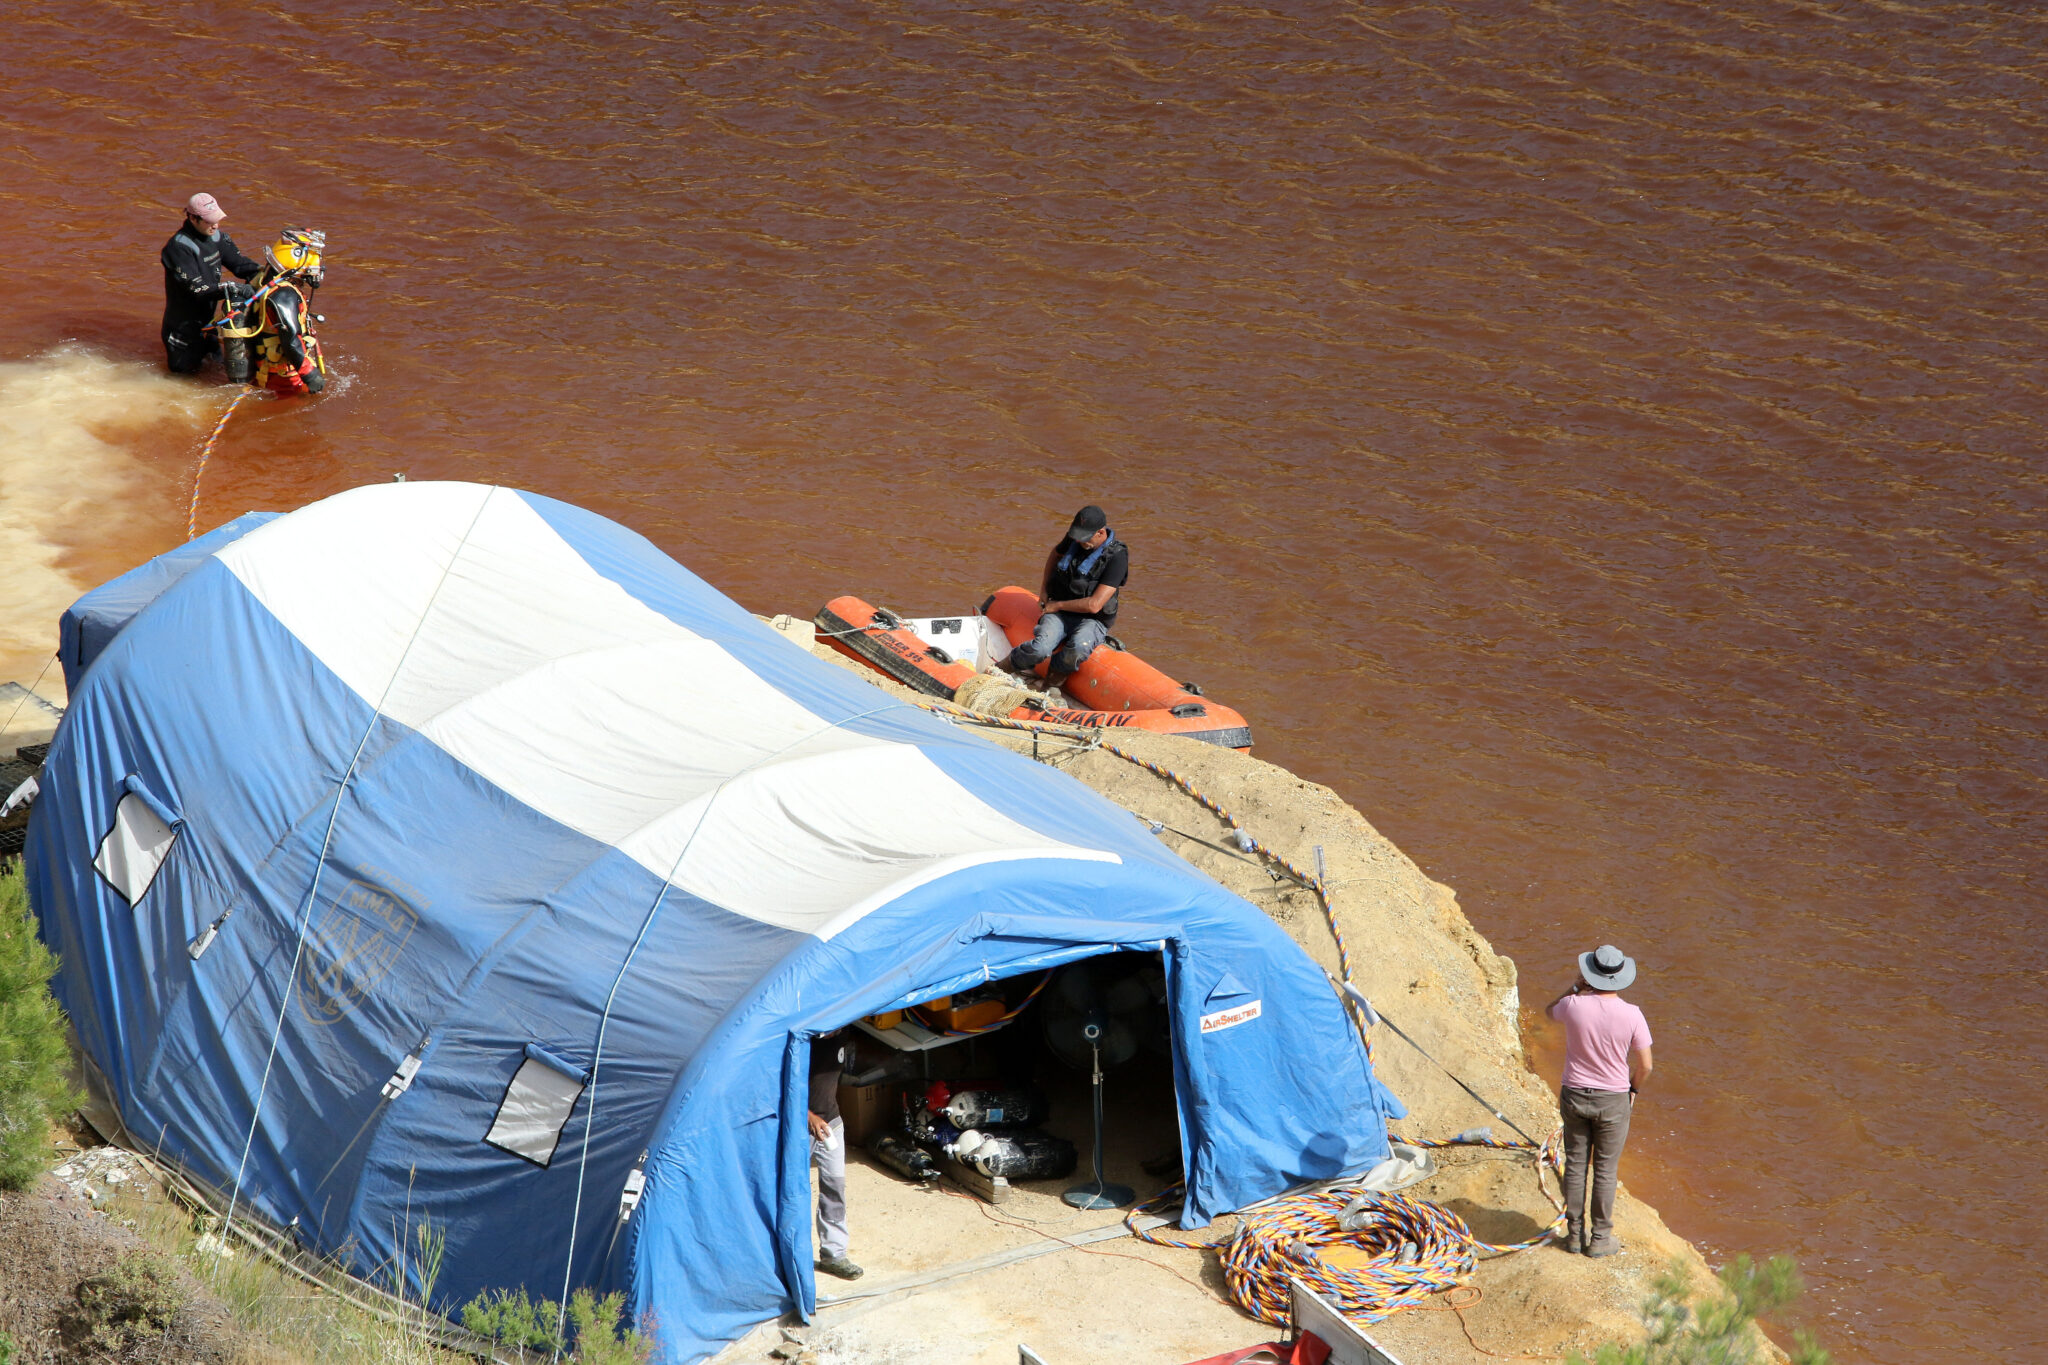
[1545,943,1653,1257]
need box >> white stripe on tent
[214,483,1114,937]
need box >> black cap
[1066,505,1108,542]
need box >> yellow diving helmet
[266,227,326,282]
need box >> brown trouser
[1560,1086,1632,1242]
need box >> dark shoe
[1584,1236,1623,1258]
[1555,1224,1582,1253]
[815,1254,864,1280]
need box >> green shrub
[0,1327,16,1365]
[0,860,80,1190]
[460,1287,650,1364]
[461,1286,561,1351]
[65,1251,186,1356]
[566,1290,651,1365]
[1572,1254,1831,1365]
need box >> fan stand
[1062,1033,1134,1210]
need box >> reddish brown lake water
[3,3,2044,1360]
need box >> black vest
[1050,532,1123,622]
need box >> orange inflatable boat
[814,586,1252,750]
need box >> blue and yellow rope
[1127,1129,1565,1327]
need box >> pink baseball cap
[185,193,225,224]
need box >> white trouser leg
[812,1117,849,1258]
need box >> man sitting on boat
[1003,504,1129,689]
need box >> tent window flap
[484,1050,587,1167]
[93,791,179,906]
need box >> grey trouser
[811,1116,849,1258]
[1007,611,1109,678]
[1560,1086,1632,1241]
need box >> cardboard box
[837,1078,900,1146]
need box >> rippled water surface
[4,3,2044,1360]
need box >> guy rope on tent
[909,693,1569,1333]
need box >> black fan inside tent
[1040,956,1168,1210]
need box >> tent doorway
[807,949,1186,1290]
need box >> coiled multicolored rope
[1220,1188,1479,1326]
[186,386,258,540]
[1127,1127,1565,1328]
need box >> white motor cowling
[903,615,1012,671]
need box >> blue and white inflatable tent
[28,483,1401,1362]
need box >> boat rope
[187,386,259,540]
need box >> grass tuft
[63,1250,186,1357]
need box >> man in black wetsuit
[160,193,262,374]
[1004,504,1130,689]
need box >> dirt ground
[716,639,1752,1365]
[0,1166,243,1365]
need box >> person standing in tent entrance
[808,1028,862,1280]
[1003,504,1129,689]
[1545,944,1653,1258]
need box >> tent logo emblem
[300,878,419,1025]
[1199,999,1262,1033]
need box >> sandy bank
[740,640,1736,1365]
